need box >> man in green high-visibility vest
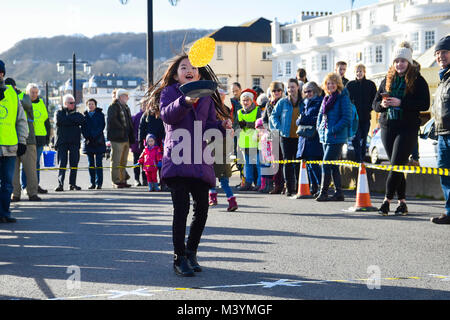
[0,60,29,223]
[4,78,41,202]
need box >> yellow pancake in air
[188,37,216,67]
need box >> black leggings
[380,126,418,200]
[166,177,210,256]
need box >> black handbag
[296,125,317,139]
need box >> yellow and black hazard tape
[38,159,450,176]
[268,159,450,177]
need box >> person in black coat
[295,81,324,196]
[346,64,377,162]
[81,98,106,189]
[55,94,85,191]
[373,41,430,216]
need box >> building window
[107,80,113,86]
[262,47,272,60]
[90,88,97,94]
[218,76,228,88]
[311,56,318,72]
[425,31,435,50]
[282,29,293,43]
[128,80,137,87]
[216,45,223,60]
[393,4,401,22]
[411,32,419,51]
[375,45,383,64]
[370,11,376,26]
[321,55,328,71]
[252,77,261,88]
[309,24,314,38]
[300,59,307,68]
[277,62,283,77]
[116,80,123,86]
[295,28,301,42]
[364,47,373,64]
[356,51,363,62]
[355,13,361,30]
[285,61,292,75]
[328,20,333,35]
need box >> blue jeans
[22,145,44,188]
[243,149,261,186]
[210,176,234,198]
[0,156,17,218]
[438,135,450,216]
[321,143,344,191]
[87,152,104,187]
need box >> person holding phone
[372,41,430,216]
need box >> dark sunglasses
[304,90,312,94]
[68,102,75,105]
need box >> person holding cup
[372,41,430,216]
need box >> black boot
[329,189,345,201]
[315,173,331,202]
[185,249,202,272]
[173,254,195,277]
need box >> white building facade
[82,74,146,116]
[271,0,450,85]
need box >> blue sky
[1,0,378,54]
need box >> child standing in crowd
[238,91,262,191]
[255,118,274,193]
[145,54,232,277]
[209,89,238,211]
[138,134,162,192]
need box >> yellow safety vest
[0,85,19,146]
[237,107,259,149]
[32,98,48,136]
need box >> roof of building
[208,17,271,43]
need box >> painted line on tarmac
[45,273,449,300]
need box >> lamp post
[56,53,91,104]
[120,0,180,86]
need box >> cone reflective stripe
[296,160,312,198]
[348,163,377,212]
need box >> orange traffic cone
[296,160,312,199]
[348,163,377,212]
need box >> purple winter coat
[130,110,144,154]
[159,83,225,188]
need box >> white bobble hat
[392,41,413,65]
[116,88,129,98]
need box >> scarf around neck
[322,91,339,114]
[390,75,406,99]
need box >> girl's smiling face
[174,58,201,85]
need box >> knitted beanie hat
[435,35,450,53]
[255,118,264,129]
[392,41,413,65]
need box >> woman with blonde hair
[315,73,352,201]
[373,41,430,216]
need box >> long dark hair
[144,54,230,121]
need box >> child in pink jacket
[138,134,163,191]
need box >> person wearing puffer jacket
[316,73,352,202]
[138,134,163,192]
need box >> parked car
[367,119,438,167]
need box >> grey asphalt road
[1,155,449,301]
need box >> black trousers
[166,177,210,256]
[57,144,80,186]
[380,126,418,200]
[133,151,146,183]
[280,137,300,193]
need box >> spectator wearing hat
[431,35,450,224]
[5,78,41,202]
[0,60,29,223]
[107,88,135,188]
[54,94,85,191]
[373,41,430,216]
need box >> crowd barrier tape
[37,159,450,177]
